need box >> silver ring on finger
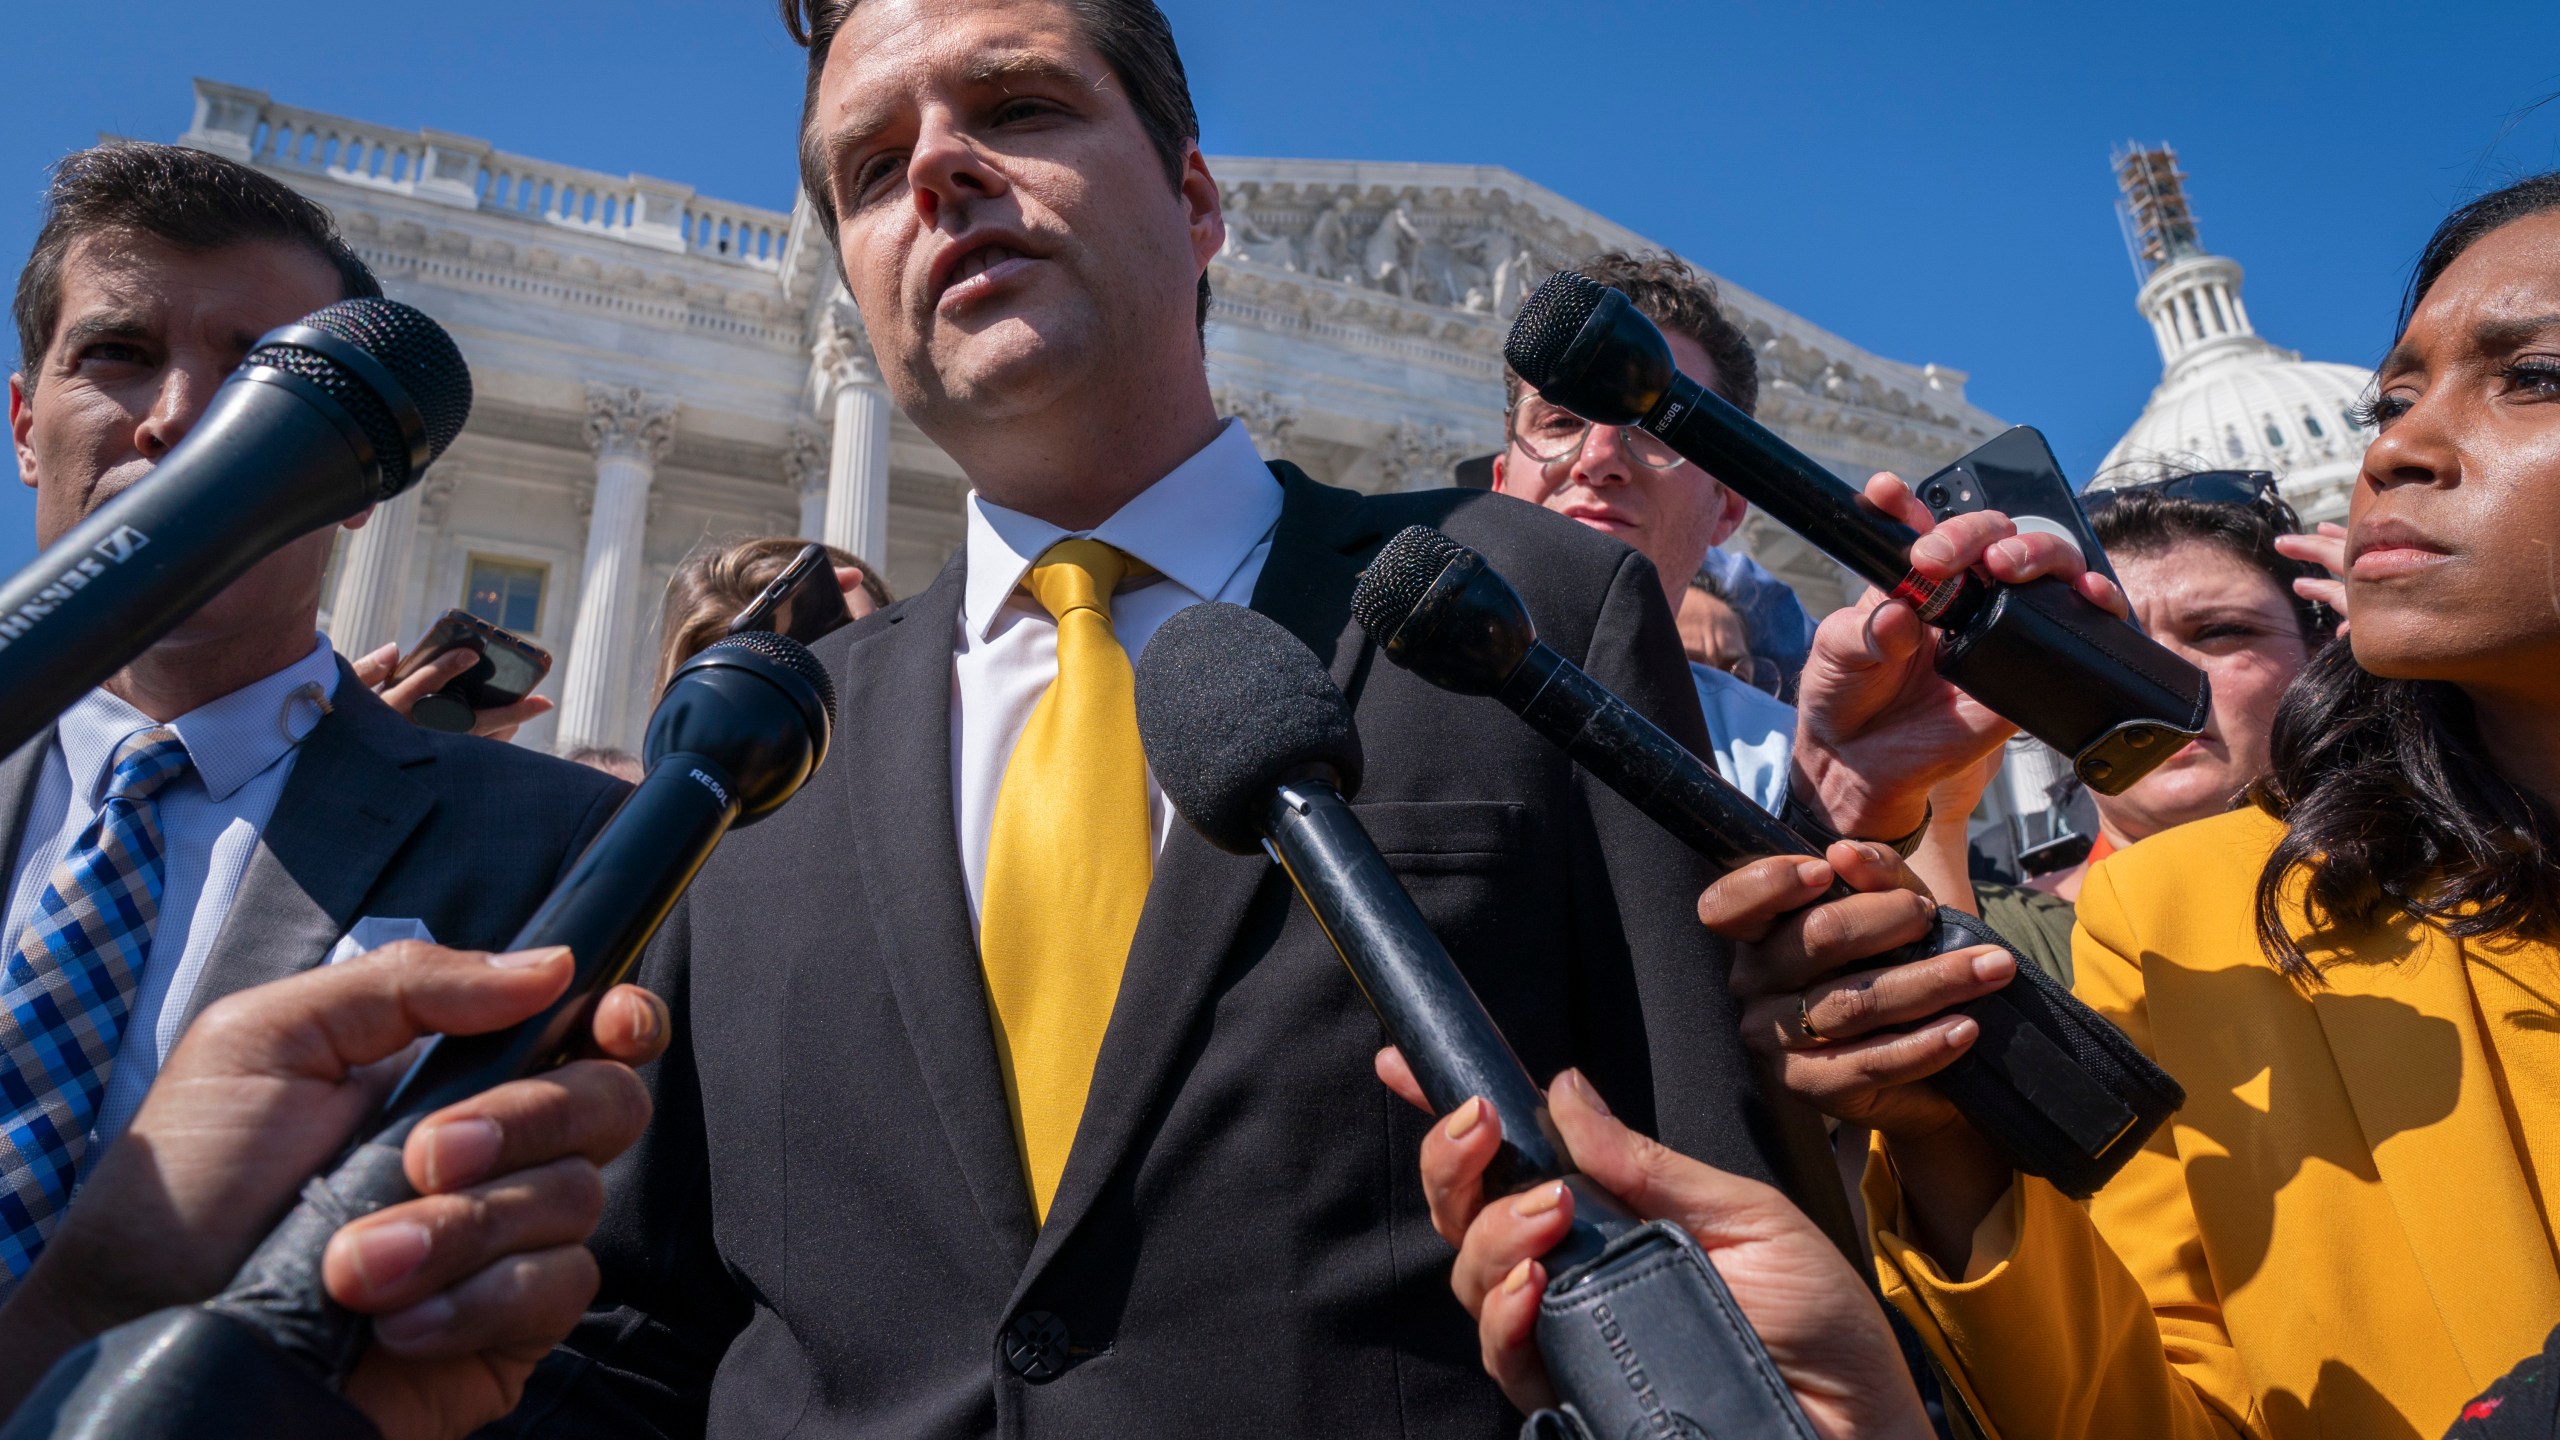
[1795,989,1830,1047]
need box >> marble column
[324,477,424,658]
[811,300,891,566]
[556,384,676,752]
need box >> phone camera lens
[1923,484,1950,508]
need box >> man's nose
[1572,425,1638,488]
[908,111,1007,229]
[132,364,221,461]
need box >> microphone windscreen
[1351,525,1466,644]
[1135,602,1363,855]
[705,629,839,730]
[244,298,473,489]
[1505,271,1609,392]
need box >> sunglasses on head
[2087,469,2303,534]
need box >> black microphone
[1134,602,1819,1440]
[1506,271,2209,795]
[0,298,472,759]
[1353,526,2183,1199]
[3,630,835,1440]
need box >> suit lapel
[842,554,1043,1263]
[2312,923,2560,1388]
[1021,466,1381,1284]
[0,734,54,881]
[178,677,435,1030]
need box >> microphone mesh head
[1351,525,1467,642]
[244,298,473,488]
[1135,603,1363,855]
[705,629,839,729]
[1504,271,1608,391]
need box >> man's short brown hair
[1507,251,1759,417]
[12,142,381,387]
[777,0,1212,334]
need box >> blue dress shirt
[1691,661,1795,816]
[0,637,341,1155]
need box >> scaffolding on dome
[2113,143,2202,280]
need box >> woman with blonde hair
[652,536,891,697]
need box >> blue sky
[6,1,2560,573]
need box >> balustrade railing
[185,81,791,273]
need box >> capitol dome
[2091,148,2375,524]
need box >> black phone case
[1914,426,2119,588]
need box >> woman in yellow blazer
[1723,169,2560,1439]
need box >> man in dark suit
[489,3,1849,1436]
[3,140,630,1350]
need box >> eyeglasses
[1719,654,1784,698]
[1507,396,1689,470]
[2087,469,2303,534]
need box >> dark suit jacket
[0,659,628,1037]
[502,469,1827,1440]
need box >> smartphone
[388,610,553,734]
[1912,426,2122,590]
[726,543,854,646]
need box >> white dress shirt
[1690,661,1795,816]
[1,637,341,1153]
[953,420,1283,921]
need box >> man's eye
[850,155,905,200]
[993,99,1051,125]
[79,342,147,367]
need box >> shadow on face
[9,231,353,650]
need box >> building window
[2304,411,2326,439]
[464,556,547,634]
[2264,419,2286,448]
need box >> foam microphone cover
[1135,602,1364,855]
[245,297,473,494]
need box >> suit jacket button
[1003,1311,1072,1382]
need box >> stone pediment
[1200,156,2000,455]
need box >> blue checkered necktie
[0,728,191,1276]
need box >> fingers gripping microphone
[1136,603,1818,1440]
[4,633,835,1440]
[1354,528,2183,1199]
[1506,272,2209,795]
[0,298,472,760]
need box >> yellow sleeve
[1864,859,2259,1440]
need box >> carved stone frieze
[1213,386,1300,460]
[784,420,830,498]
[1377,418,1473,493]
[583,384,678,464]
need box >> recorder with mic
[1134,602,1817,1440]
[0,298,473,760]
[1352,526,2184,1199]
[1505,272,2208,795]
[5,630,837,1440]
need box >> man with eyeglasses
[1492,252,1804,812]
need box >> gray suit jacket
[0,658,629,1038]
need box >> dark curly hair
[778,0,1209,336]
[2086,482,2334,645]
[2249,172,2560,981]
[1507,251,1760,416]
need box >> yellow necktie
[980,539,1156,1221]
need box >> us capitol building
[175,78,2011,754]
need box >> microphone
[1353,526,2183,1199]
[1134,602,1820,1440]
[1506,271,2209,795]
[3,630,835,1440]
[0,298,471,760]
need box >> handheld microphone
[0,298,471,760]
[1505,272,2209,795]
[4,631,836,1440]
[1353,526,2183,1199]
[1134,602,1818,1440]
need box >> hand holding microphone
[0,944,666,1440]
[1137,603,1822,1440]
[1506,272,2209,796]
[6,631,836,1440]
[1353,527,2183,1199]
